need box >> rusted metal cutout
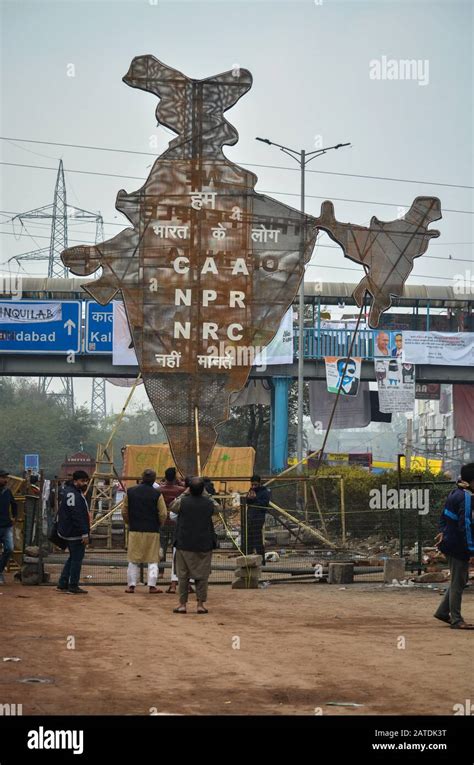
[62,56,441,474]
[62,57,317,474]
[313,198,441,327]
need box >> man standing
[243,475,271,565]
[157,467,185,593]
[123,469,167,594]
[57,470,90,594]
[434,463,474,629]
[0,470,18,585]
[173,477,217,614]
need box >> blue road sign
[0,301,81,354]
[24,454,40,472]
[85,302,113,353]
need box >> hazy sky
[0,0,472,412]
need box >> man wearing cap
[122,469,167,593]
[0,471,18,585]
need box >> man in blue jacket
[0,470,18,585]
[243,475,271,565]
[434,463,474,629]
[57,470,90,594]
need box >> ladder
[89,443,115,549]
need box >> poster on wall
[375,359,415,413]
[324,356,362,396]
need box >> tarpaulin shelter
[122,444,255,493]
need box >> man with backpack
[434,463,474,629]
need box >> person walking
[434,463,474,629]
[243,475,271,565]
[123,469,167,594]
[0,470,18,585]
[57,470,90,594]
[173,477,217,614]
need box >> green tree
[0,378,98,477]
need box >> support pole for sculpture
[195,406,202,476]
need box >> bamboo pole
[269,501,336,548]
[86,373,142,495]
[194,406,201,475]
[340,476,346,545]
[310,484,328,536]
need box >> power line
[0,227,471,263]
[0,161,473,216]
[1,210,473,251]
[1,136,472,190]
[0,232,461,282]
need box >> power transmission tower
[10,160,105,418]
[91,378,107,420]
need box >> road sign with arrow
[0,301,81,354]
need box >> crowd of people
[1,462,473,627]
[0,465,271,613]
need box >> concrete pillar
[383,557,406,583]
[328,562,354,584]
[232,554,261,589]
[270,376,291,473]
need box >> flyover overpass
[1,278,472,471]
[0,277,471,383]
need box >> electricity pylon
[10,160,106,418]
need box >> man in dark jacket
[434,463,474,629]
[243,475,271,565]
[57,470,90,594]
[173,477,217,614]
[0,470,18,585]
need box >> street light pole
[298,149,305,473]
[255,137,350,470]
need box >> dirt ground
[1,581,472,716]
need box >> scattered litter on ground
[326,701,364,708]
[3,657,21,662]
[387,579,415,588]
[19,677,53,684]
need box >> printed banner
[403,331,474,366]
[325,356,361,396]
[112,302,138,366]
[254,308,294,366]
[415,383,441,400]
[0,302,62,323]
[373,329,404,358]
[375,359,415,413]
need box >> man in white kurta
[122,469,167,593]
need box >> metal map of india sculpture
[61,55,442,475]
